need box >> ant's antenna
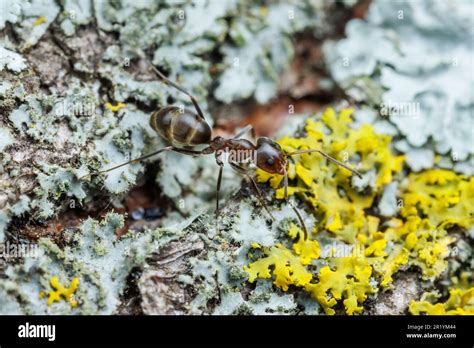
[286,149,362,178]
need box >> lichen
[244,225,317,291]
[410,287,474,315]
[0,47,28,72]
[245,107,473,314]
[323,0,474,175]
[0,127,15,151]
[1,0,472,317]
[45,277,79,308]
[0,209,208,314]
[257,107,404,243]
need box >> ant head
[256,137,287,175]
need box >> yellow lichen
[244,225,317,291]
[370,170,473,286]
[400,170,474,229]
[410,287,474,315]
[244,224,375,315]
[288,224,320,264]
[372,215,455,286]
[105,102,127,112]
[246,107,473,315]
[251,242,261,249]
[305,256,376,315]
[33,16,46,27]
[46,277,80,308]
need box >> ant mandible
[84,65,362,239]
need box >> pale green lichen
[0,212,203,314]
[324,0,474,175]
[0,127,14,151]
[215,1,316,103]
[0,47,27,72]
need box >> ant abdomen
[150,106,212,146]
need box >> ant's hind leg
[80,146,173,179]
[81,145,209,179]
[171,147,209,156]
[229,162,275,221]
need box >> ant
[83,65,362,239]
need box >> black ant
[83,65,362,239]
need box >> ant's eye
[266,158,274,166]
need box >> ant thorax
[209,137,256,166]
[216,147,257,166]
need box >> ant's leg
[229,162,275,221]
[215,155,224,219]
[287,149,362,178]
[80,146,173,179]
[81,146,210,179]
[283,166,289,200]
[288,201,308,240]
[233,125,255,141]
[281,166,308,239]
[171,146,210,156]
[149,65,205,120]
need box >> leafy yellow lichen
[370,215,455,286]
[288,224,320,264]
[246,107,473,315]
[305,256,376,315]
[410,287,474,315]
[400,170,474,229]
[244,225,317,291]
[244,224,375,315]
[105,102,127,112]
[371,170,473,286]
[45,277,80,308]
